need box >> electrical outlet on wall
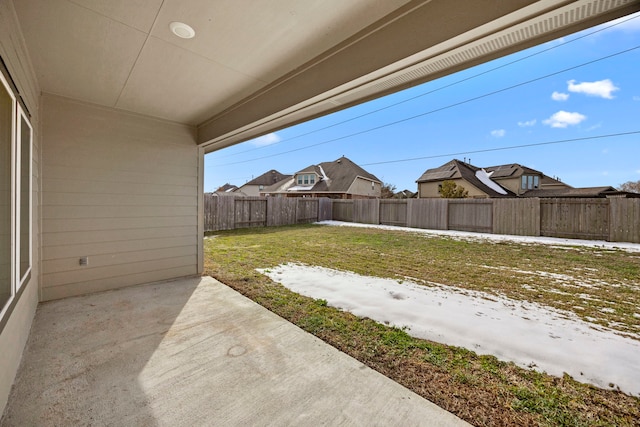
[79,256,88,266]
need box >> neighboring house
[416,159,631,199]
[1,0,633,419]
[482,163,570,196]
[394,189,416,199]
[216,183,239,193]
[520,186,638,198]
[416,159,517,198]
[236,170,291,197]
[262,156,381,199]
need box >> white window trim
[0,70,16,321]
[16,104,32,291]
[0,68,32,323]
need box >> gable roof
[521,186,619,198]
[216,183,238,192]
[243,170,291,186]
[307,156,382,192]
[286,156,381,193]
[394,189,416,198]
[484,163,569,188]
[484,163,541,179]
[417,159,514,197]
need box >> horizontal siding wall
[41,94,198,301]
[0,0,41,415]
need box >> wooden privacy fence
[205,194,640,243]
[329,197,639,243]
[204,194,332,231]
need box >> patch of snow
[600,307,616,314]
[258,263,640,396]
[475,169,507,195]
[315,220,640,253]
[287,185,314,191]
[318,165,329,181]
[477,265,610,289]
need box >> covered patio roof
[13,0,640,152]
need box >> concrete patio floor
[1,276,469,426]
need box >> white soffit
[14,0,150,107]
[13,0,410,125]
[199,0,640,152]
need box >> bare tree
[619,180,640,193]
[380,182,397,199]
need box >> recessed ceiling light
[169,21,195,39]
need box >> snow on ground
[316,220,640,253]
[258,263,640,396]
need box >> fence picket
[203,194,640,243]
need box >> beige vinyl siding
[41,94,198,301]
[0,0,41,414]
[418,179,486,198]
[493,177,521,195]
[347,177,381,198]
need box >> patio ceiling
[14,0,640,152]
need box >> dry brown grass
[204,224,640,426]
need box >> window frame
[521,174,540,190]
[0,63,33,327]
[16,104,32,291]
[0,69,16,322]
[296,173,316,186]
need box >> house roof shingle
[295,156,381,193]
[521,186,618,198]
[244,170,291,186]
[417,159,514,197]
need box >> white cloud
[633,96,640,101]
[551,91,569,101]
[586,122,602,132]
[543,110,587,128]
[567,79,619,99]
[490,129,506,138]
[517,119,536,127]
[250,133,281,147]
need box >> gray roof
[484,163,569,188]
[521,186,618,198]
[484,163,541,178]
[244,170,291,186]
[417,159,514,197]
[216,183,238,192]
[293,156,381,193]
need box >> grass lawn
[203,223,640,427]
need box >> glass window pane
[533,176,539,189]
[528,175,533,189]
[0,81,12,309]
[521,176,526,189]
[19,113,31,282]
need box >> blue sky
[205,13,640,192]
